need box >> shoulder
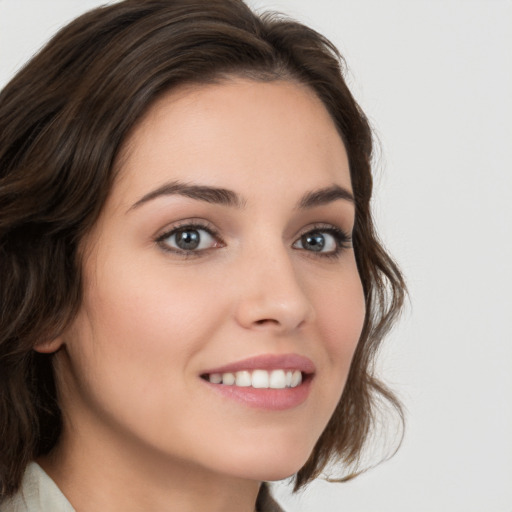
[0,462,74,512]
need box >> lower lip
[201,376,313,411]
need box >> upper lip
[201,353,316,375]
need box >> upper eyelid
[295,222,352,239]
[155,219,219,240]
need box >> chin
[215,441,315,483]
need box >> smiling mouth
[201,369,309,389]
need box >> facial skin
[38,79,365,512]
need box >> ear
[33,337,65,354]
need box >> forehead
[113,78,351,207]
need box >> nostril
[254,318,279,326]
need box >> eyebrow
[128,181,354,212]
[296,184,354,209]
[129,181,246,211]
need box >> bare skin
[37,79,365,512]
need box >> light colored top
[0,462,74,512]
[0,463,284,512]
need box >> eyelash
[294,223,353,260]
[155,221,222,257]
[155,221,352,259]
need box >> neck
[38,425,261,512]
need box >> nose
[234,246,314,333]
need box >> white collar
[0,462,75,512]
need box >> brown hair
[0,0,405,498]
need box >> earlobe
[33,337,64,354]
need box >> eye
[157,223,221,254]
[293,226,351,256]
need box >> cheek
[315,266,365,360]
[64,253,226,410]
[307,261,366,421]
[86,252,224,351]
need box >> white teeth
[209,373,222,384]
[251,369,269,388]
[207,369,304,388]
[235,370,251,387]
[269,369,286,389]
[290,370,302,388]
[222,372,235,385]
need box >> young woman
[0,1,405,510]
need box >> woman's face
[52,79,365,482]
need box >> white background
[1,1,511,511]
